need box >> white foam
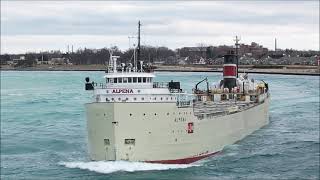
[7,93,24,96]
[59,161,199,174]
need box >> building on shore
[7,56,25,65]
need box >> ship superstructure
[84,22,270,164]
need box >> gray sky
[1,1,319,54]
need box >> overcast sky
[1,1,319,54]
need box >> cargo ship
[84,22,270,164]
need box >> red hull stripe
[223,66,237,77]
[145,151,220,164]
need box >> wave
[6,93,25,96]
[59,160,199,174]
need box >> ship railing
[95,83,107,89]
[170,89,184,93]
[176,100,192,107]
[153,82,168,88]
[89,82,106,89]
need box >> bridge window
[143,77,146,83]
[118,78,122,83]
[114,78,117,83]
[123,77,128,83]
[133,77,137,83]
[128,77,132,83]
[138,77,142,83]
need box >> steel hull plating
[85,98,269,164]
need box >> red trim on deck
[223,66,237,77]
[145,151,220,164]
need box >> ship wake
[59,161,199,174]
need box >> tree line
[1,45,319,67]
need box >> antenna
[128,36,135,49]
[233,36,241,78]
[133,43,137,72]
[107,48,113,73]
[275,38,277,52]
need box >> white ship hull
[85,97,269,164]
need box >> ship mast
[137,21,141,64]
[234,36,240,78]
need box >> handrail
[177,100,192,107]
[153,82,168,88]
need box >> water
[1,71,319,179]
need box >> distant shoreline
[1,64,319,76]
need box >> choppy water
[1,71,319,179]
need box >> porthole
[118,98,121,101]
[160,97,163,100]
[141,97,144,100]
[134,97,137,101]
[106,98,109,101]
[167,113,169,115]
[111,98,114,101]
[143,113,146,116]
[154,113,157,116]
[129,113,132,116]
[166,97,168,100]
[126,98,129,100]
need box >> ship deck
[193,100,258,118]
